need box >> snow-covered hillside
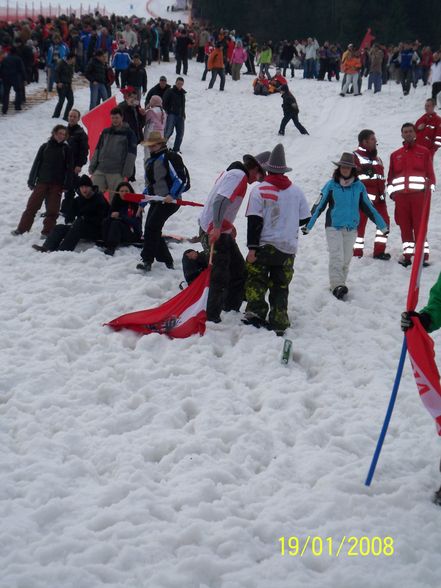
[2,57,441,588]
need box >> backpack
[163,151,191,197]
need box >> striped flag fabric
[405,189,441,435]
[106,266,211,339]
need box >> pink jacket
[231,47,247,64]
[144,106,167,138]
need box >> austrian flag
[106,266,211,338]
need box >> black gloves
[401,311,431,332]
[301,226,309,235]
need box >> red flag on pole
[82,96,117,158]
[106,266,212,338]
[360,28,375,51]
[405,190,441,435]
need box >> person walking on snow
[278,85,308,136]
[207,42,226,91]
[303,152,388,300]
[387,122,436,267]
[415,98,441,158]
[243,143,310,336]
[352,129,390,260]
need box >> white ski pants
[326,227,357,290]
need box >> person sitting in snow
[253,72,270,96]
[268,67,287,93]
[243,143,311,336]
[101,181,143,256]
[31,175,109,252]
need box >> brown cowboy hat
[142,130,167,147]
[332,152,357,168]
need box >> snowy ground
[2,53,441,588]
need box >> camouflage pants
[245,245,294,331]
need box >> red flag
[122,193,204,207]
[405,190,441,435]
[82,96,117,158]
[360,28,375,51]
[106,266,211,338]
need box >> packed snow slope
[2,63,441,587]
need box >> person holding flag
[198,150,270,323]
[401,276,441,505]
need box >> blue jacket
[399,49,416,71]
[306,178,388,231]
[46,42,69,67]
[112,50,132,70]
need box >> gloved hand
[382,227,390,236]
[301,226,309,235]
[401,311,431,332]
[401,311,420,332]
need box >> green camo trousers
[245,245,294,331]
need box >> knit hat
[279,84,289,92]
[332,152,357,168]
[142,130,167,147]
[159,75,167,81]
[78,174,93,187]
[262,144,292,174]
[149,95,163,107]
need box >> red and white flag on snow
[405,189,441,435]
[106,266,211,339]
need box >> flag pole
[365,336,408,486]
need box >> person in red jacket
[415,98,441,158]
[387,122,436,266]
[353,129,390,259]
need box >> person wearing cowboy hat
[243,144,311,336]
[198,150,270,323]
[136,131,190,273]
[303,152,389,300]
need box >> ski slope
[1,61,441,587]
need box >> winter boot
[332,285,348,300]
[136,261,152,272]
[242,312,268,329]
[398,256,412,267]
[373,252,391,260]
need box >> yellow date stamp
[278,536,394,557]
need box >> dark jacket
[163,86,186,118]
[124,63,147,92]
[108,193,142,238]
[144,82,171,107]
[175,34,193,58]
[67,124,89,168]
[118,100,146,144]
[55,59,74,85]
[281,91,299,115]
[66,187,109,225]
[0,53,26,82]
[28,138,74,189]
[85,56,107,84]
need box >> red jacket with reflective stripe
[353,147,385,203]
[415,112,441,155]
[387,141,436,196]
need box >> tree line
[192,0,441,47]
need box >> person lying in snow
[32,175,109,252]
